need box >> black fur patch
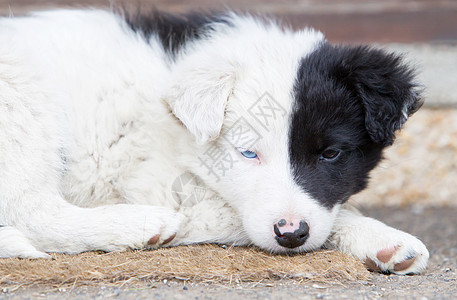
[124,10,231,56]
[289,42,422,209]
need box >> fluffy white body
[0,9,428,275]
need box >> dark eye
[320,149,341,161]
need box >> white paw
[331,214,429,275]
[89,204,183,252]
[363,228,429,275]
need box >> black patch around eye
[289,42,384,209]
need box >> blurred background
[1,0,456,208]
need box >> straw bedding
[0,245,369,289]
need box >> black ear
[336,46,423,146]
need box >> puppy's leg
[326,205,429,275]
[25,203,182,254]
[2,194,182,256]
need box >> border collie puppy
[0,9,428,274]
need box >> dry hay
[0,245,370,289]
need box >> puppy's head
[167,22,422,252]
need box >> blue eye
[240,150,258,159]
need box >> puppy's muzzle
[273,219,309,248]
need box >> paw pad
[163,233,176,245]
[394,256,416,272]
[147,233,176,246]
[365,246,419,274]
[376,246,397,263]
[147,234,160,245]
[365,258,381,272]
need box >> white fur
[0,9,428,274]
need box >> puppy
[0,9,428,274]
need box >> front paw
[330,212,429,275]
[129,206,183,250]
[364,232,429,275]
[94,205,183,252]
[145,231,178,249]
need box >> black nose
[274,220,309,248]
